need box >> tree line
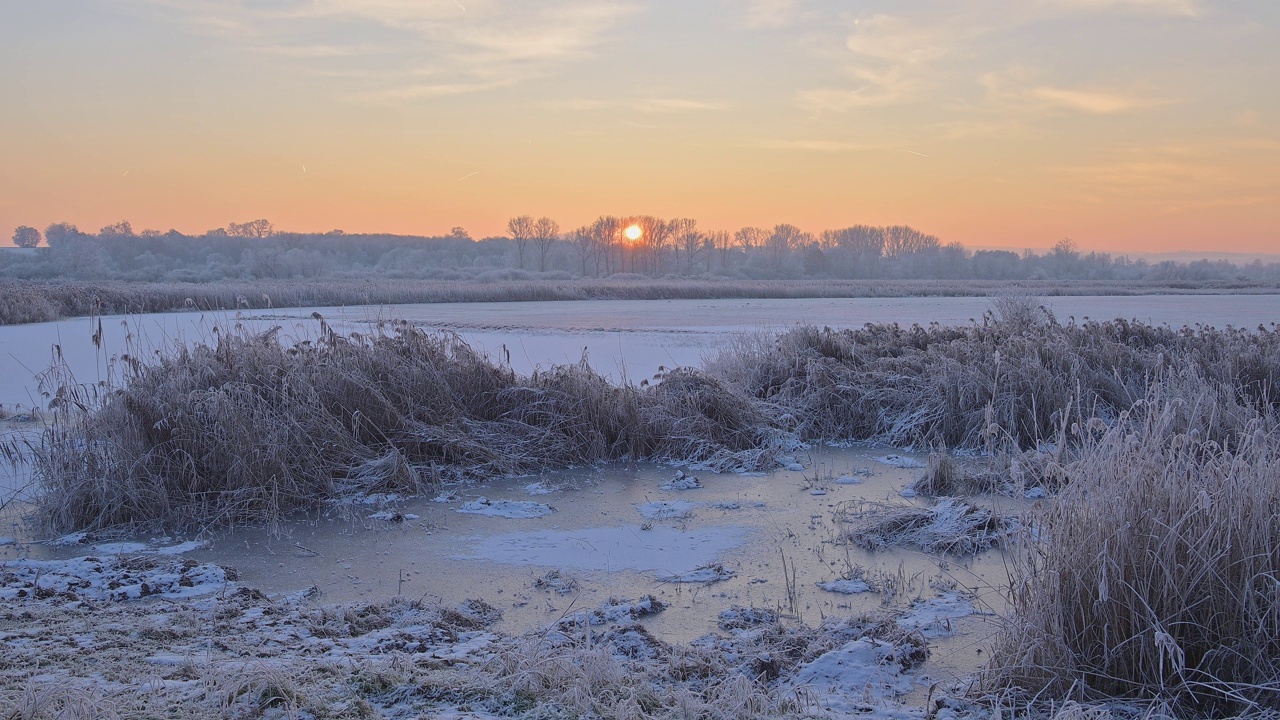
[5,217,1278,285]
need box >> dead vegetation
[32,319,782,532]
[838,498,1015,555]
[983,399,1280,715]
[0,577,928,720]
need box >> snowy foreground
[0,550,1007,720]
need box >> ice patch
[658,562,735,584]
[91,540,207,556]
[636,500,695,520]
[816,579,873,594]
[457,525,748,575]
[876,455,925,469]
[455,498,554,519]
[896,591,976,638]
[368,511,420,522]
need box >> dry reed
[983,396,1280,714]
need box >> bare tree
[449,226,471,240]
[734,226,768,252]
[669,218,703,276]
[708,230,732,272]
[11,225,40,248]
[507,215,534,270]
[532,217,560,272]
[569,225,596,277]
[99,220,134,238]
[227,219,274,238]
[767,224,807,270]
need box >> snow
[658,563,736,584]
[636,500,695,520]
[553,595,666,629]
[790,638,917,712]
[660,470,702,490]
[523,481,555,495]
[817,579,874,594]
[877,455,925,469]
[0,554,233,601]
[896,591,977,638]
[1023,486,1048,499]
[455,498,554,518]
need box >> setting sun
[623,224,643,242]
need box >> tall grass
[706,319,1280,450]
[983,398,1280,714]
[34,319,781,531]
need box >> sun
[624,224,643,242]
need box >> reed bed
[1,278,1269,325]
[33,319,781,532]
[983,400,1280,714]
[706,319,1280,450]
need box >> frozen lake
[2,294,1278,411]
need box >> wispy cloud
[1031,86,1168,114]
[741,0,803,29]
[127,0,639,101]
[554,97,729,114]
[798,0,1200,113]
[757,139,871,152]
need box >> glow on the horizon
[0,2,1276,253]
[624,224,643,242]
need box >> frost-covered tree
[11,225,40,248]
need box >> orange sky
[2,1,1277,253]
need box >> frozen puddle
[456,524,749,576]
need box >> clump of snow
[636,500,695,520]
[817,579,873,595]
[836,468,873,484]
[777,456,805,471]
[48,531,90,547]
[455,498,554,519]
[876,454,925,469]
[659,562,736,584]
[710,500,766,511]
[660,470,702,491]
[524,481,555,496]
[84,539,207,556]
[432,492,460,503]
[789,638,918,711]
[0,555,232,601]
[718,606,777,630]
[554,595,666,630]
[896,591,976,638]
[355,492,403,506]
[368,511,420,522]
[0,537,15,546]
[1023,486,1048,499]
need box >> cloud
[1031,86,1167,114]
[126,0,639,101]
[757,139,871,152]
[742,0,802,29]
[554,97,728,114]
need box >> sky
[1,0,1277,253]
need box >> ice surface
[455,498,554,518]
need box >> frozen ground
[0,447,1017,718]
